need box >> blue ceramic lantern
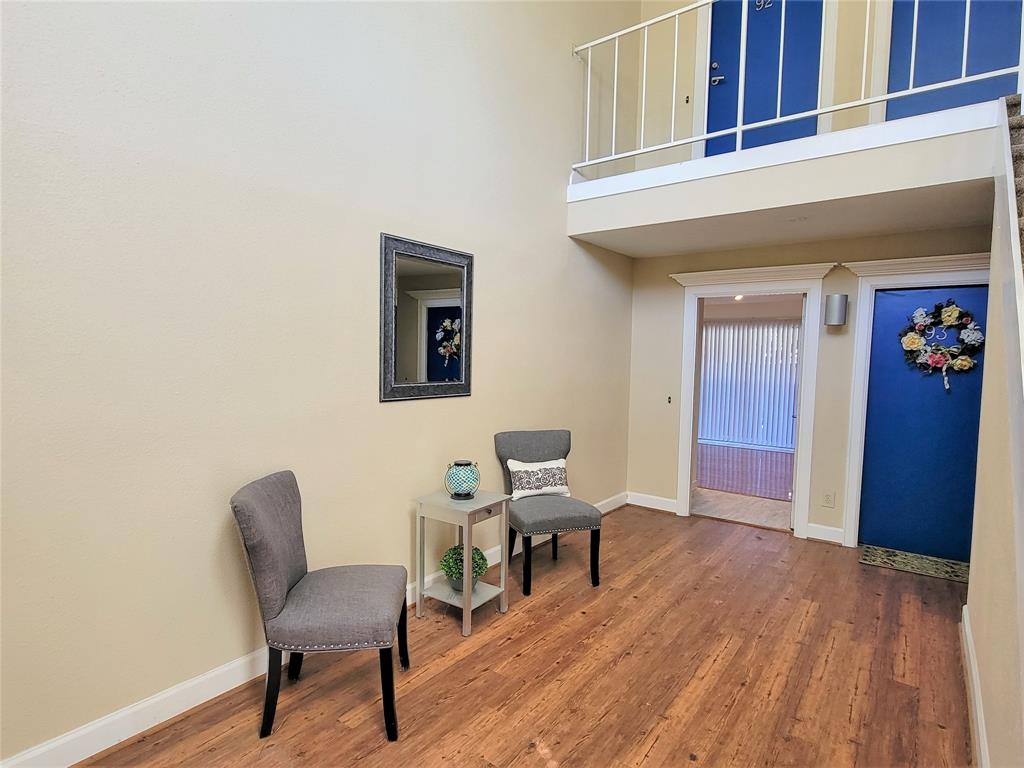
[445,460,480,500]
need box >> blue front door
[887,0,1021,120]
[706,0,823,156]
[426,305,462,383]
[858,286,988,561]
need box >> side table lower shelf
[423,581,503,612]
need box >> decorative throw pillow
[506,458,570,501]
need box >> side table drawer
[470,504,501,526]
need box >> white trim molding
[625,492,679,514]
[671,262,837,287]
[843,252,990,277]
[841,257,990,547]
[961,604,991,768]
[595,492,628,514]
[805,523,844,545]
[672,268,826,543]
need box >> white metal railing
[573,0,1022,174]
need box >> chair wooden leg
[508,527,518,561]
[590,529,601,587]
[397,599,410,671]
[523,535,532,596]
[287,651,303,681]
[260,647,282,738]
[551,533,558,560]
[379,647,399,741]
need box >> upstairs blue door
[859,286,988,562]
[706,0,823,156]
[887,0,1021,120]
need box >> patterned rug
[859,545,969,583]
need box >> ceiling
[570,179,994,258]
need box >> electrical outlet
[822,492,836,509]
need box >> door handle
[710,75,726,86]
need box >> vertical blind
[698,319,800,451]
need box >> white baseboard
[6,491,631,768]
[625,492,678,514]
[804,523,845,545]
[961,604,990,768]
[595,492,628,514]
[1,646,277,768]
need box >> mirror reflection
[394,254,464,384]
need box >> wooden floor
[81,507,971,768]
[691,487,792,531]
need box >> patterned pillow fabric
[507,458,570,501]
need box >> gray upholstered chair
[230,470,409,741]
[494,430,601,596]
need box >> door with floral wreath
[426,305,462,383]
[859,285,987,562]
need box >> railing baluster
[861,0,871,100]
[777,0,787,119]
[641,26,648,149]
[961,0,972,78]
[671,14,679,143]
[909,0,920,88]
[585,48,592,163]
[612,36,619,156]
[816,0,828,114]
[736,0,750,149]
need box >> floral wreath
[898,299,984,391]
[435,316,461,367]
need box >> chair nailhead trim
[512,525,600,535]
[270,640,391,651]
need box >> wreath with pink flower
[898,299,984,391]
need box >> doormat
[859,545,969,583]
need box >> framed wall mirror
[380,234,473,401]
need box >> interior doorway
[673,264,828,539]
[690,293,804,532]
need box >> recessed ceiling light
[734,294,744,301]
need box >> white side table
[415,490,511,636]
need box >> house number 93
[755,0,773,9]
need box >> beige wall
[702,294,804,320]
[626,226,992,527]
[964,135,1024,766]
[0,1,637,758]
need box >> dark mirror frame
[380,233,473,402]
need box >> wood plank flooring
[79,507,971,768]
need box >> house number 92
[755,0,773,9]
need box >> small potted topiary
[439,545,488,591]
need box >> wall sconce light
[824,294,849,326]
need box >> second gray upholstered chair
[494,430,601,596]
[230,470,409,741]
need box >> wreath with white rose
[898,299,984,391]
